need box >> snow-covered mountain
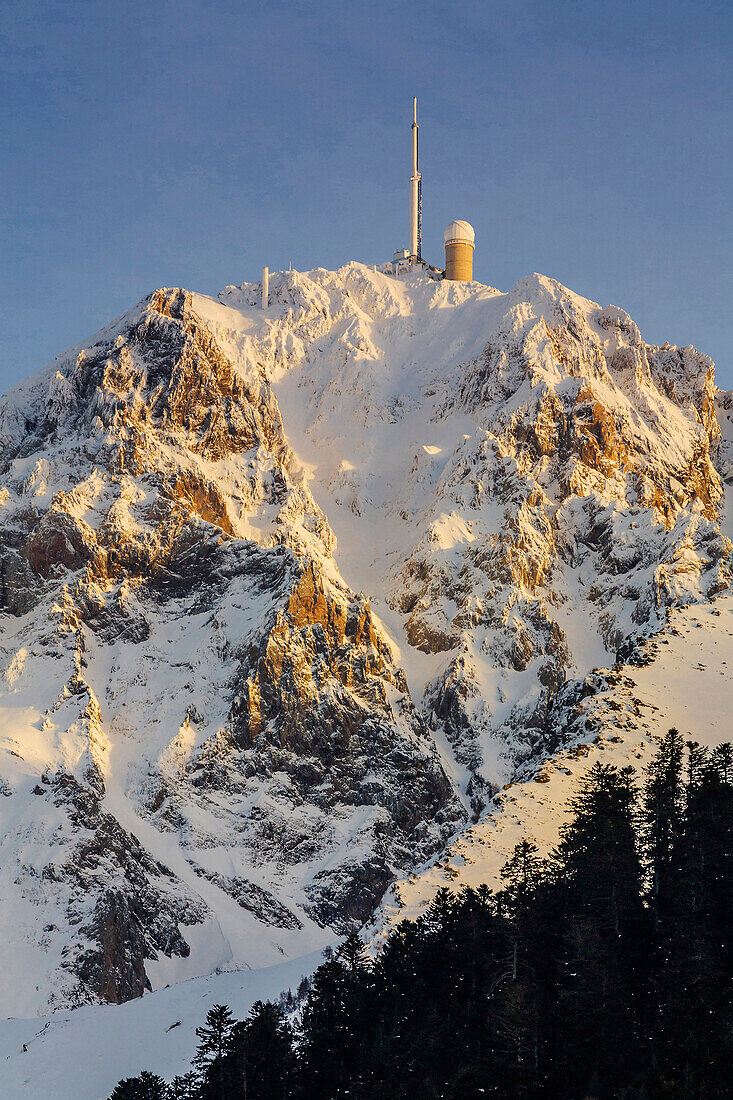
[0,262,730,1042]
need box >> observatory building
[444,220,475,281]
[395,99,475,282]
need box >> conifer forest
[108,732,733,1099]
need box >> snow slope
[0,948,326,1100]
[368,590,733,945]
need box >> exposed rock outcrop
[0,279,463,1013]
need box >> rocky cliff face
[406,282,727,809]
[367,589,733,951]
[0,263,728,1014]
[227,266,727,811]
[0,281,462,1014]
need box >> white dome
[444,220,475,245]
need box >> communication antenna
[410,97,422,261]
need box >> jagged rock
[0,276,463,1013]
[189,867,303,931]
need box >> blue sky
[2,0,732,389]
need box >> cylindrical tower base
[444,240,474,281]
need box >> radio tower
[409,97,422,261]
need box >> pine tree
[298,932,380,1099]
[685,737,709,789]
[643,728,685,938]
[497,839,557,1090]
[713,740,733,782]
[657,740,733,1093]
[499,838,545,913]
[371,886,510,1098]
[109,1071,166,1100]
[165,1072,199,1100]
[194,1003,236,1098]
[233,1000,295,1100]
[550,762,647,1096]
[556,762,642,933]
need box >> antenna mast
[409,97,422,261]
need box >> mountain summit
[0,263,728,1016]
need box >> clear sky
[2,0,732,391]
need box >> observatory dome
[444,220,475,246]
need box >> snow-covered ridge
[219,263,727,801]
[0,262,729,1026]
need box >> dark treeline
[110,731,732,1100]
